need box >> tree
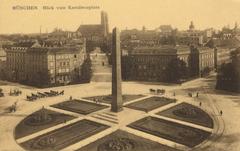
[79,55,92,83]
[201,67,211,77]
[216,49,240,92]
[26,71,50,87]
[165,58,188,83]
[0,69,7,80]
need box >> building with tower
[77,11,109,52]
[177,21,204,45]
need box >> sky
[0,0,240,34]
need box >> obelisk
[111,27,123,112]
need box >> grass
[15,108,76,139]
[83,94,146,104]
[128,116,211,148]
[51,99,108,115]
[125,96,176,112]
[77,130,181,151]
[157,102,214,128]
[20,119,109,151]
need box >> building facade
[5,39,86,86]
[122,45,215,82]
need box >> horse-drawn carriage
[26,90,65,101]
[149,88,165,95]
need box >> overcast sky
[0,0,240,34]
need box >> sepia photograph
[0,0,239,150]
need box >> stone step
[103,112,117,117]
[97,113,118,121]
[91,115,118,124]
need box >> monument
[111,27,123,112]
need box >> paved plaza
[0,75,239,151]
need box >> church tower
[101,11,109,37]
[189,21,195,31]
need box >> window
[48,55,53,60]
[50,62,54,67]
[50,69,54,74]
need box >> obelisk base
[111,103,123,112]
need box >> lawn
[15,108,76,139]
[51,99,108,115]
[125,96,176,112]
[77,130,181,151]
[84,94,146,104]
[128,116,211,148]
[20,119,109,151]
[157,102,214,128]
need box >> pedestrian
[220,110,223,116]
[199,102,202,107]
[196,92,199,98]
[70,96,72,101]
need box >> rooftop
[77,24,104,36]
[127,45,191,55]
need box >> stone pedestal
[111,27,123,112]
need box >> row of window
[50,68,70,74]
[48,54,78,60]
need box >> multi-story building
[122,45,215,82]
[207,37,240,69]
[0,48,6,78]
[5,39,86,86]
[122,45,190,81]
[177,22,204,46]
[121,28,159,49]
[190,46,215,76]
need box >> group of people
[93,98,101,104]
[9,89,22,96]
[9,101,18,113]
[0,88,3,97]
[0,88,22,97]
